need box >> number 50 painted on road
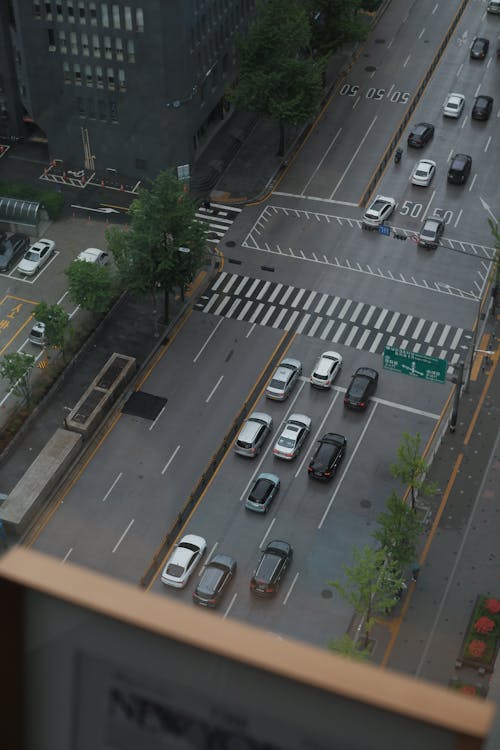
[339,84,410,103]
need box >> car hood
[17,258,38,272]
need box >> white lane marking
[223,592,238,619]
[200,541,218,575]
[422,189,436,220]
[352,96,361,110]
[211,271,227,291]
[387,38,394,49]
[418,28,425,39]
[102,472,123,502]
[453,208,463,228]
[259,517,276,550]
[282,572,300,606]
[273,191,358,206]
[149,404,166,431]
[468,174,477,192]
[484,136,491,153]
[403,55,411,68]
[205,375,224,403]
[68,305,80,319]
[61,548,73,563]
[431,3,438,14]
[112,518,134,553]
[301,128,342,196]
[57,290,69,304]
[161,445,181,475]
[474,83,481,97]
[456,62,463,78]
[318,405,378,530]
[295,391,340,478]
[330,115,378,199]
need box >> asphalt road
[26,0,498,651]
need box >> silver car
[234,412,273,457]
[266,358,302,400]
[273,414,311,460]
[245,473,280,513]
[362,195,396,227]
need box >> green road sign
[383,346,447,383]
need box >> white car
[161,534,207,588]
[310,351,342,389]
[17,238,55,276]
[362,195,396,227]
[273,414,311,460]
[76,247,109,265]
[411,159,436,187]
[443,93,465,118]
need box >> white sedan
[443,93,465,118]
[17,238,55,276]
[273,414,311,460]
[362,195,396,227]
[411,159,436,187]
[160,534,207,588]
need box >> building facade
[1,0,257,178]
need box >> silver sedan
[411,159,436,187]
[273,414,311,460]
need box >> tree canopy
[65,259,116,314]
[373,492,422,571]
[306,0,370,58]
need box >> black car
[407,122,434,148]
[0,233,30,272]
[250,540,293,596]
[417,216,445,249]
[447,153,472,185]
[192,554,236,608]
[308,433,346,480]
[472,95,493,121]
[344,367,379,410]
[470,37,489,59]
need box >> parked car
[160,534,206,588]
[411,159,436,187]
[273,414,311,460]
[250,540,293,596]
[192,554,236,608]
[443,93,465,118]
[308,433,347,480]
[471,95,493,121]
[234,412,272,457]
[76,247,109,265]
[487,0,500,13]
[418,216,445,249]
[245,472,280,513]
[407,122,434,148]
[447,153,472,185]
[0,233,29,272]
[344,367,379,410]
[362,195,396,227]
[17,238,55,276]
[265,358,302,400]
[28,321,47,346]
[470,37,489,59]
[310,351,342,389]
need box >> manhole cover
[226,240,236,247]
[123,391,167,421]
[365,65,376,72]
[321,589,333,599]
[360,499,372,509]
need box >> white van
[76,247,109,266]
[487,0,500,13]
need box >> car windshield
[165,563,184,577]
[179,542,198,552]
[371,200,386,212]
[24,250,39,261]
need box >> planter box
[458,595,500,672]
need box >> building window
[115,38,123,61]
[92,34,100,57]
[34,1,41,19]
[78,1,86,23]
[85,64,93,86]
[87,98,96,118]
[81,33,89,56]
[104,36,112,59]
[98,99,107,120]
[109,100,118,122]
[112,4,120,29]
[101,3,109,27]
[76,96,85,116]
[74,63,82,85]
[59,29,67,53]
[67,0,74,22]
[56,2,62,21]
[47,28,56,51]
[89,1,97,25]
[44,1,52,20]
[107,67,115,89]
[96,66,103,88]
[70,32,78,54]
[118,69,125,91]
[63,61,71,83]
[136,8,144,32]
[127,39,135,62]
[124,6,132,30]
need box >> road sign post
[383,346,447,383]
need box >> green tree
[373,492,422,571]
[106,171,207,322]
[391,432,438,511]
[329,546,404,648]
[0,352,35,406]
[65,260,116,313]
[306,0,370,59]
[327,633,370,661]
[33,302,71,356]
[230,0,325,156]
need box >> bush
[0,181,65,220]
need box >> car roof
[320,433,346,445]
[314,353,339,375]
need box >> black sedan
[471,95,493,121]
[308,433,346,480]
[344,367,379,410]
[407,122,434,148]
[192,554,236,608]
[250,540,292,596]
[470,37,489,59]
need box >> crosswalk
[196,203,242,244]
[195,272,471,370]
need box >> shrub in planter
[474,616,496,635]
[467,639,487,659]
[484,598,500,616]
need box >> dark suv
[447,154,472,185]
[308,433,346,480]
[250,540,293,596]
[192,554,236,608]
[0,233,29,272]
[407,122,434,148]
[344,367,379,410]
[472,96,493,121]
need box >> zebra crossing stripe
[246,279,261,298]
[212,272,227,291]
[222,275,239,294]
[424,320,438,343]
[308,316,324,337]
[314,293,329,314]
[338,299,352,319]
[333,322,347,342]
[399,315,413,337]
[344,325,359,347]
[370,332,384,353]
[279,285,295,305]
[204,294,220,313]
[437,324,451,347]
[291,288,306,307]
[260,305,276,326]
[412,318,426,339]
[237,300,253,320]
[226,299,242,317]
[386,311,400,333]
[374,309,389,329]
[249,303,264,323]
[356,329,372,349]
[273,308,289,328]
[326,297,341,316]
[214,296,232,316]
[268,283,283,303]
[234,276,250,295]
[303,291,317,311]
[350,301,364,323]
[362,305,376,326]
[320,320,335,339]
[285,310,300,330]
[449,328,463,351]
[257,281,271,300]
[297,313,312,334]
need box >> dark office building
[2,0,258,179]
